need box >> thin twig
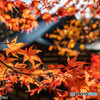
[0,41,15,45]
[13,7,22,16]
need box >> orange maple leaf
[4,36,27,56]
[0,54,17,68]
[72,77,87,92]
[67,55,86,69]
[17,45,43,68]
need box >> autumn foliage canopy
[46,18,100,56]
[0,0,100,33]
[0,36,99,100]
[0,0,100,100]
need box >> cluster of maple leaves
[45,17,100,56]
[0,0,100,33]
[90,54,100,80]
[0,0,100,100]
[0,36,99,100]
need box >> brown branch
[12,67,27,69]
[0,60,74,94]
[0,60,41,85]
[0,60,30,75]
[0,41,15,45]
[13,7,22,16]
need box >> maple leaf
[22,9,31,18]
[42,13,53,25]
[31,20,39,30]
[30,0,40,8]
[15,0,27,11]
[4,83,14,94]
[66,55,86,69]
[54,97,62,100]
[13,62,27,69]
[0,54,17,68]
[6,1,15,12]
[6,73,18,84]
[56,8,65,17]
[28,89,37,96]
[26,85,46,96]
[31,63,42,69]
[72,77,87,92]
[4,36,27,56]
[60,48,79,56]
[19,74,34,91]
[90,54,100,80]
[34,8,41,17]
[47,65,57,69]
[17,45,43,68]
[31,69,45,76]
[20,18,38,33]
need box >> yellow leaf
[4,36,27,56]
[80,44,85,51]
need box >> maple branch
[0,60,29,75]
[3,68,8,75]
[30,76,41,85]
[0,60,69,92]
[13,7,22,16]
[0,41,15,45]
[0,60,41,85]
